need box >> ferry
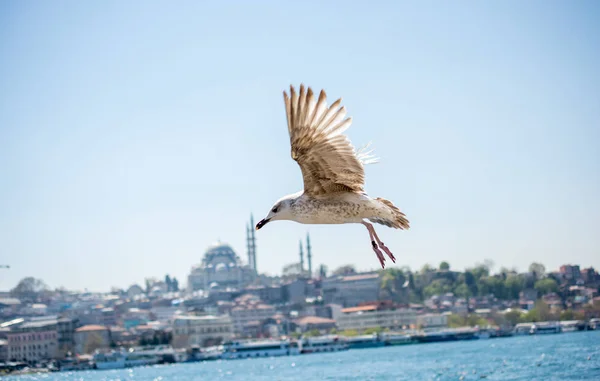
[513,323,535,335]
[220,339,300,359]
[93,348,160,370]
[299,335,348,354]
[345,334,385,349]
[58,355,94,371]
[414,328,478,343]
[381,332,414,346]
[125,345,187,364]
[531,322,561,335]
[186,345,223,362]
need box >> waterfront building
[74,325,111,354]
[322,272,381,307]
[172,314,234,348]
[416,313,448,330]
[57,317,79,358]
[0,339,7,362]
[294,316,336,333]
[6,319,59,362]
[230,294,276,335]
[336,303,416,331]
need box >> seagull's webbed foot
[372,240,386,269]
[378,241,396,263]
[363,220,394,267]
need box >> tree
[363,327,383,335]
[503,309,523,326]
[478,276,506,299]
[560,309,575,321]
[424,279,453,297]
[283,263,303,276]
[10,277,49,302]
[379,268,408,303]
[318,264,328,278]
[534,278,558,295]
[420,264,434,274]
[454,283,470,298]
[439,261,450,271]
[464,271,478,297]
[482,259,495,273]
[522,300,555,322]
[340,329,358,337]
[528,262,546,280]
[469,265,490,281]
[505,275,524,300]
[304,329,321,337]
[83,332,106,354]
[332,265,356,276]
[447,314,488,328]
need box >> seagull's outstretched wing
[283,84,374,196]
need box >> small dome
[215,263,227,272]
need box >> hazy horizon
[1,1,599,292]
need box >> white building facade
[337,306,417,331]
[172,314,234,348]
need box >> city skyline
[1,1,599,291]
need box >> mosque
[187,215,259,292]
[187,214,315,292]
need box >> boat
[130,345,187,363]
[345,334,385,349]
[414,328,478,343]
[220,339,299,359]
[475,327,495,339]
[513,323,534,335]
[93,348,160,370]
[299,335,348,354]
[381,332,414,346]
[531,322,561,335]
[589,318,600,330]
[58,355,94,371]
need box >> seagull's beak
[256,218,270,230]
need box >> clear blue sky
[1,1,598,292]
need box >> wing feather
[283,84,377,196]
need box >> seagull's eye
[272,206,279,213]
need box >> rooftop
[18,320,58,329]
[76,325,108,332]
[341,273,380,282]
[294,316,336,325]
[0,298,21,306]
[174,314,222,321]
[341,305,377,313]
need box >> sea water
[6,331,600,381]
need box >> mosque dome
[202,241,240,267]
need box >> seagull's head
[256,197,294,230]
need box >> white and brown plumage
[256,84,410,268]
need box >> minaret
[250,214,257,273]
[246,222,254,271]
[306,233,313,278]
[299,240,305,272]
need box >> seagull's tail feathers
[356,142,379,165]
[369,198,410,230]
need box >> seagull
[256,84,410,269]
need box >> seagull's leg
[365,222,396,263]
[362,221,386,269]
